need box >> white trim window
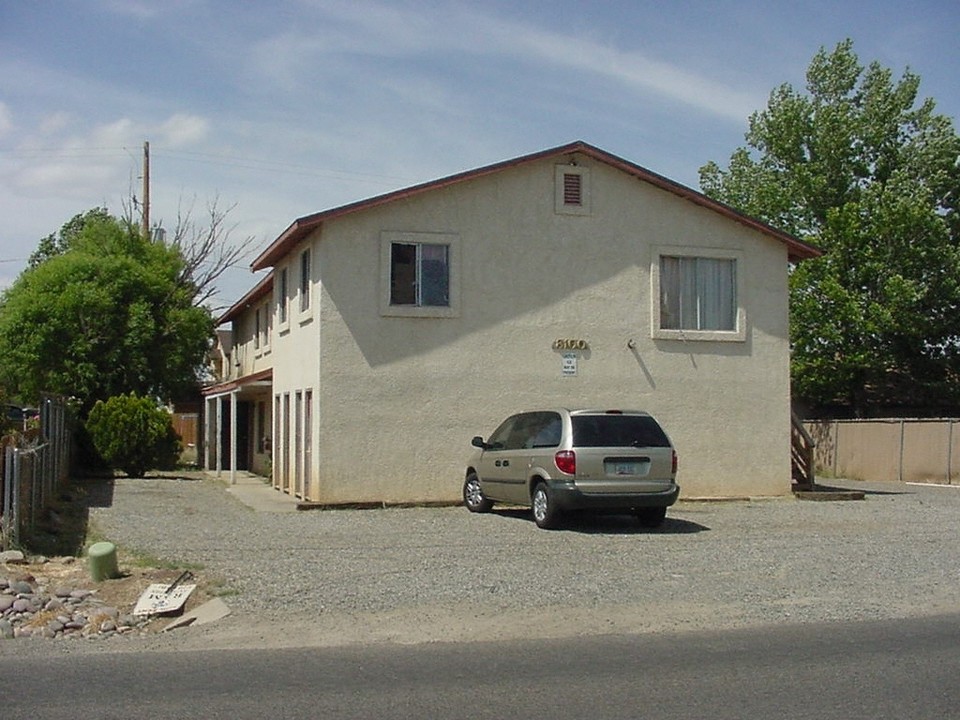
[391,243,448,306]
[299,248,312,315]
[652,248,745,342]
[380,231,460,318]
[260,300,271,353]
[277,267,289,329]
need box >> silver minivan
[464,409,679,529]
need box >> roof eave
[216,271,274,325]
[250,140,822,271]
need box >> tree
[28,207,112,268]
[43,197,258,311]
[0,212,213,416]
[165,196,259,308]
[700,39,960,415]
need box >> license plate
[606,461,641,476]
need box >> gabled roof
[251,140,821,271]
[217,271,273,326]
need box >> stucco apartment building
[202,141,820,503]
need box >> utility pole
[141,140,150,239]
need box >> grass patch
[121,548,204,572]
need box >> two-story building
[202,141,820,503]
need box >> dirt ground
[4,554,216,633]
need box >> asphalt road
[4,613,959,719]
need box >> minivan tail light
[555,450,576,475]
[672,450,678,475]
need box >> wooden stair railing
[791,412,816,490]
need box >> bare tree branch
[165,195,259,308]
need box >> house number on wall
[553,339,589,350]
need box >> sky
[2,0,958,310]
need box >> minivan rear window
[572,415,670,448]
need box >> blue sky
[2,0,958,308]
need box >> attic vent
[555,165,591,215]
[563,172,582,206]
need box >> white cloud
[0,102,12,137]
[159,113,210,147]
[37,112,73,137]
[2,112,212,202]
[249,2,761,122]
[96,0,200,20]
[89,117,139,148]
[461,10,762,122]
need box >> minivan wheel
[635,506,667,529]
[531,482,561,529]
[463,472,493,513]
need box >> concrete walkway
[212,471,301,513]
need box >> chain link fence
[1,395,72,550]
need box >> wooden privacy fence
[805,418,960,484]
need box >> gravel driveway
[86,474,960,649]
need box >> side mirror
[471,435,487,449]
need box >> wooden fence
[805,418,960,484]
[171,412,199,466]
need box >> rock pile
[1,560,155,640]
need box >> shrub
[85,393,182,477]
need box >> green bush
[85,393,182,477]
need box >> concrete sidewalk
[212,471,301,513]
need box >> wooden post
[141,141,150,238]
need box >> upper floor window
[299,249,311,313]
[660,256,736,331]
[380,232,460,318]
[257,300,271,351]
[652,248,745,342]
[277,267,289,326]
[390,242,449,307]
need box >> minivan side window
[528,412,562,448]
[486,416,519,450]
[507,412,562,450]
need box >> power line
[0,144,418,186]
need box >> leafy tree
[0,213,213,416]
[28,207,112,268]
[32,198,257,311]
[700,39,960,415]
[86,393,181,477]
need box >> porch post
[215,395,223,477]
[230,389,238,485]
[203,396,213,471]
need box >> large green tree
[700,40,960,415]
[0,212,213,415]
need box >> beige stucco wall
[228,299,274,380]
[273,152,793,503]
[269,250,321,497]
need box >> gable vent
[563,172,582,205]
